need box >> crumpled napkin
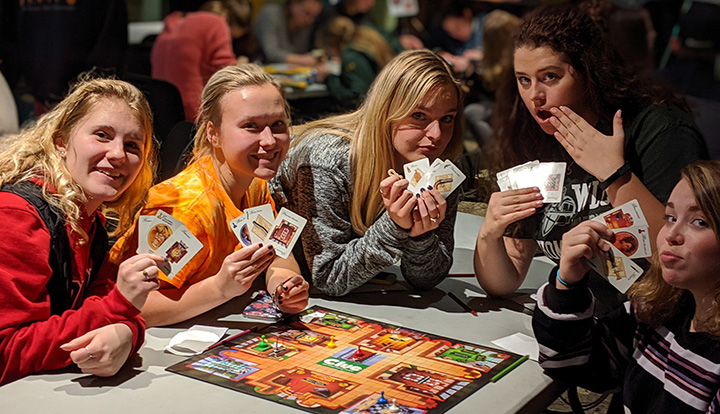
[165,325,228,356]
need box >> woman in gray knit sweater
[270,50,464,296]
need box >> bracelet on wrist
[555,269,579,289]
[598,161,631,191]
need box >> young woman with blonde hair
[0,78,163,384]
[533,160,720,413]
[270,49,464,296]
[111,64,309,327]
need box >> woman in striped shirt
[533,160,720,413]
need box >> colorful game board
[167,306,521,414]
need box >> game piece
[327,336,337,349]
[255,335,272,351]
[168,306,524,414]
[389,398,400,413]
[377,391,388,405]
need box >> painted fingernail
[258,243,263,247]
[268,244,273,250]
[415,193,420,198]
[163,257,169,262]
[420,188,426,193]
[427,185,433,190]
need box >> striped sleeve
[532,279,635,393]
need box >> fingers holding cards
[496,161,565,203]
[137,211,204,279]
[230,205,307,260]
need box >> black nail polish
[258,243,263,247]
[427,185,433,190]
[420,188,426,193]
[415,193,420,198]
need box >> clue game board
[167,306,521,414]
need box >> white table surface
[0,213,561,413]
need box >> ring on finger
[142,269,150,281]
[430,217,438,223]
[85,347,95,360]
[379,188,385,196]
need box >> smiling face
[514,46,597,135]
[57,98,146,213]
[391,83,458,169]
[208,84,289,182]
[658,179,720,297]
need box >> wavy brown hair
[0,77,156,242]
[487,3,685,173]
[629,160,720,336]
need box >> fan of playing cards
[496,160,567,203]
[587,200,651,293]
[137,210,204,279]
[400,158,466,198]
[229,204,307,259]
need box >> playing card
[593,200,649,229]
[155,225,204,279]
[514,162,566,203]
[244,204,275,244]
[229,214,253,247]
[433,160,467,197]
[264,207,307,259]
[144,210,184,254]
[609,225,652,259]
[587,243,644,293]
[242,290,283,321]
[137,215,156,254]
[496,161,539,191]
[403,158,430,193]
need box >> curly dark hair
[486,3,684,173]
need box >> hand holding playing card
[482,188,544,239]
[550,106,626,182]
[410,186,446,237]
[557,220,614,287]
[215,243,275,299]
[379,174,417,230]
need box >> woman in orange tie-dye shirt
[111,65,309,327]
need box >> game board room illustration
[168,307,522,414]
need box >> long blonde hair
[292,49,464,234]
[190,64,289,164]
[629,160,720,335]
[0,77,156,241]
[317,16,395,69]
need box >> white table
[0,214,561,413]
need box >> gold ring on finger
[142,269,150,281]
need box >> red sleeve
[0,194,144,385]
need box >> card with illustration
[264,208,307,259]
[155,226,204,279]
[587,243,644,293]
[229,214,253,247]
[592,200,650,259]
[593,200,649,229]
[434,160,467,197]
[610,225,652,259]
[137,215,157,254]
[403,158,430,193]
[142,210,184,254]
[244,204,275,244]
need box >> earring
[59,150,66,156]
